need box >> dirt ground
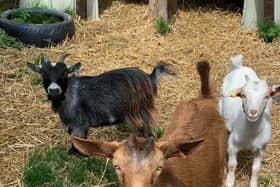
[0,1,280,186]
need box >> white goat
[218,55,280,187]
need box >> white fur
[229,54,243,71]
[108,114,116,123]
[47,82,62,94]
[218,55,272,187]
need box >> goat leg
[249,147,265,187]
[225,136,238,187]
[68,126,89,156]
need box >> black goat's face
[27,53,81,99]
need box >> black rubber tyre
[0,8,75,47]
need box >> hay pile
[0,1,280,186]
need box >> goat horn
[40,53,50,63]
[57,53,71,62]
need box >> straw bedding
[0,1,280,186]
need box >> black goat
[27,53,175,153]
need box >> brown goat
[72,61,227,187]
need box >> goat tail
[197,60,211,98]
[149,62,176,95]
[150,62,176,82]
[229,54,243,72]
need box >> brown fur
[155,61,226,187]
[197,60,211,98]
[157,98,226,187]
[72,61,227,187]
[125,74,156,135]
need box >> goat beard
[47,94,65,112]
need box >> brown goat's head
[72,135,203,187]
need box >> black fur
[27,54,175,153]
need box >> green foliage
[258,23,280,43]
[0,1,6,13]
[68,160,90,184]
[0,0,18,13]
[156,127,165,139]
[0,28,23,49]
[24,162,55,187]
[52,180,64,187]
[34,55,42,65]
[23,147,118,187]
[154,17,169,35]
[10,10,62,24]
[64,7,75,17]
[259,175,273,187]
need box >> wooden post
[87,0,99,20]
[168,0,177,20]
[76,0,87,19]
[149,0,167,20]
[241,0,264,29]
[275,0,280,24]
[264,0,274,22]
[149,0,177,21]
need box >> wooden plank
[241,0,264,29]
[275,0,280,24]
[99,0,112,14]
[149,0,167,20]
[168,0,177,19]
[149,0,177,21]
[87,0,99,20]
[264,0,274,22]
[76,0,87,19]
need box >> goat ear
[157,138,204,159]
[26,63,42,74]
[72,137,120,159]
[67,63,81,76]
[270,84,280,98]
[227,87,244,98]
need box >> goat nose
[49,88,60,96]
[250,109,257,115]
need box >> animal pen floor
[1,1,280,186]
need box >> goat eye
[240,94,246,98]
[114,165,121,170]
[265,96,269,99]
[156,166,163,172]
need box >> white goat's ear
[227,87,245,98]
[67,63,81,76]
[270,84,280,97]
[27,63,42,74]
